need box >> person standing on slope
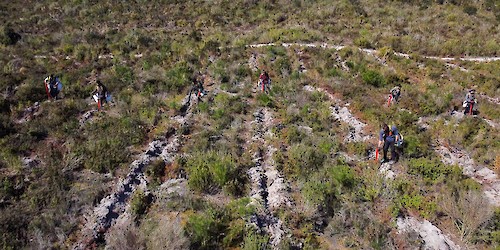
[378,123,399,163]
[188,75,205,103]
[44,74,63,100]
[463,88,477,115]
[92,80,109,109]
[389,85,401,104]
[258,70,271,93]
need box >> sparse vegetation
[0,0,499,249]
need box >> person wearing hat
[463,88,477,115]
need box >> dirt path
[247,42,500,62]
[417,112,500,206]
[480,93,500,106]
[72,93,196,249]
[303,85,373,142]
[397,217,460,250]
[34,42,500,65]
[435,140,500,206]
[376,152,460,248]
[247,108,292,248]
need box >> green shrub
[0,25,21,45]
[362,69,385,87]
[113,64,134,86]
[165,61,192,92]
[14,79,46,104]
[354,37,372,49]
[185,209,225,250]
[284,143,326,178]
[408,158,462,184]
[463,5,477,15]
[256,93,274,107]
[185,151,241,195]
[130,190,151,216]
[303,164,356,213]
[358,167,384,202]
[283,125,304,144]
[392,193,437,219]
[242,231,269,250]
[326,68,340,77]
[223,219,245,247]
[77,116,146,173]
[403,133,432,158]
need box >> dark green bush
[392,193,437,219]
[303,164,356,214]
[463,5,477,15]
[185,151,240,195]
[284,143,326,178]
[0,25,21,45]
[403,132,432,158]
[407,158,462,184]
[76,116,146,173]
[165,61,192,92]
[130,190,151,216]
[362,69,385,87]
[256,93,274,107]
[14,80,46,104]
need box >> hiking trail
[247,108,292,248]
[72,92,196,249]
[303,85,372,142]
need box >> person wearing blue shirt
[378,123,399,163]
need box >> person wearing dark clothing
[188,78,204,102]
[92,80,108,105]
[44,74,62,99]
[378,123,399,163]
[258,70,271,93]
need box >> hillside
[1,0,499,249]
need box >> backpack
[396,133,404,147]
[382,126,401,144]
[49,76,57,87]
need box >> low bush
[242,231,269,250]
[362,69,386,88]
[184,151,242,195]
[76,116,146,173]
[185,198,255,249]
[303,164,356,213]
[0,25,21,46]
[185,209,225,250]
[284,142,326,178]
[130,190,151,216]
[408,158,463,184]
[255,93,274,108]
[390,179,436,219]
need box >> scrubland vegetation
[0,0,499,249]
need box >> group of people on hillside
[43,68,478,164]
[378,84,478,163]
[43,75,110,109]
[185,69,271,103]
